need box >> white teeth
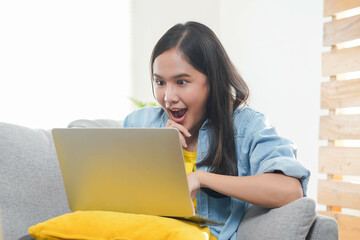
[169,108,187,113]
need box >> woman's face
[153,48,209,134]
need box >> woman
[123,21,310,240]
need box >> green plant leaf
[129,97,158,108]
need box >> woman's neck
[185,119,206,152]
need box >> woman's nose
[164,85,179,105]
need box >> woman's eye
[155,80,165,86]
[177,80,188,85]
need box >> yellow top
[183,148,197,174]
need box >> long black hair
[150,21,249,177]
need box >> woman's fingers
[166,119,191,137]
[166,120,191,148]
[175,131,187,148]
[179,133,187,148]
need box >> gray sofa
[0,120,339,240]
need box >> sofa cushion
[0,122,70,239]
[237,197,316,240]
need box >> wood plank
[321,78,360,109]
[324,0,360,17]
[319,211,360,240]
[319,114,360,140]
[326,122,343,213]
[318,179,360,210]
[322,46,360,76]
[324,14,360,46]
[319,146,360,175]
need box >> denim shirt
[123,106,310,240]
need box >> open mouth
[169,108,188,121]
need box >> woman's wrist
[196,170,206,188]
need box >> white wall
[0,0,131,129]
[131,0,322,201]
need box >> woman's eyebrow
[172,73,191,79]
[153,73,191,79]
[153,73,163,79]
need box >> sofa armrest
[68,119,123,128]
[0,204,3,240]
[306,214,338,240]
[0,122,70,239]
[237,198,316,240]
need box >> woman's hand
[186,171,203,200]
[166,119,191,148]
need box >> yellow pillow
[29,211,211,240]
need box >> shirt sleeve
[122,112,132,127]
[242,111,310,196]
[122,106,168,128]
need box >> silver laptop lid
[52,128,194,218]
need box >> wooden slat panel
[321,78,360,109]
[318,179,360,210]
[322,46,360,76]
[319,146,360,175]
[324,14,360,46]
[324,0,360,17]
[319,211,360,240]
[319,114,360,140]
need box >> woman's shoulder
[233,107,270,137]
[123,106,169,127]
[233,106,265,123]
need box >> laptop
[52,128,224,226]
